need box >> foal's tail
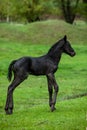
[7,60,16,82]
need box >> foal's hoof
[5,109,13,115]
[51,105,56,112]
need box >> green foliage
[23,0,43,22]
[78,2,87,21]
[0,0,87,23]
[0,0,59,23]
[0,20,87,129]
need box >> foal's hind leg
[5,74,28,114]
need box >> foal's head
[62,35,76,57]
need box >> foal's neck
[47,40,64,65]
[48,48,63,65]
[50,50,62,65]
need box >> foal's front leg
[47,75,53,108]
[51,75,59,112]
[47,73,59,112]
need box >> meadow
[0,20,87,130]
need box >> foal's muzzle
[70,51,76,57]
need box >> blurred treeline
[0,0,87,24]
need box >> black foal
[5,35,76,114]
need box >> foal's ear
[64,35,67,42]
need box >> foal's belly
[29,62,57,76]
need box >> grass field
[0,20,87,130]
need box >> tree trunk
[83,0,87,3]
[6,15,10,23]
[61,0,79,24]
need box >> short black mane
[47,39,63,55]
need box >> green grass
[0,20,87,130]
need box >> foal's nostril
[74,52,76,55]
[71,51,76,57]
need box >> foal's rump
[7,57,32,81]
[7,60,17,81]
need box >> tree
[0,0,18,22]
[82,0,87,20]
[77,0,87,21]
[61,0,80,24]
[0,0,58,23]
[24,0,42,22]
[83,0,87,2]
[24,0,56,22]
[55,0,80,24]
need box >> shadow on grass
[61,92,87,101]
